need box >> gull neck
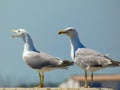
[22,34,39,52]
[70,35,85,59]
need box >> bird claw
[38,85,43,88]
[82,85,90,88]
[34,85,44,88]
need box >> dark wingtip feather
[110,61,120,66]
[62,60,74,66]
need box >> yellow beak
[11,30,17,33]
[58,30,66,35]
[11,30,19,38]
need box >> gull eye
[18,30,21,33]
[69,29,72,31]
[67,29,72,33]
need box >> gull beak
[11,30,18,38]
[11,30,17,33]
[58,30,66,35]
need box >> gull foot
[38,85,44,88]
[34,85,44,88]
[82,85,90,88]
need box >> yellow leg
[38,72,44,88]
[91,71,93,87]
[84,70,88,88]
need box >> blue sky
[0,0,120,86]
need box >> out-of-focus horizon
[0,0,120,87]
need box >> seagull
[11,29,73,88]
[58,27,120,88]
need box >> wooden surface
[71,74,120,81]
[0,88,114,90]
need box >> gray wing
[75,48,114,68]
[24,51,63,69]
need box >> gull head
[58,27,78,38]
[11,29,28,38]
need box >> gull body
[12,29,73,87]
[58,27,120,88]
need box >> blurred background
[0,0,120,88]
